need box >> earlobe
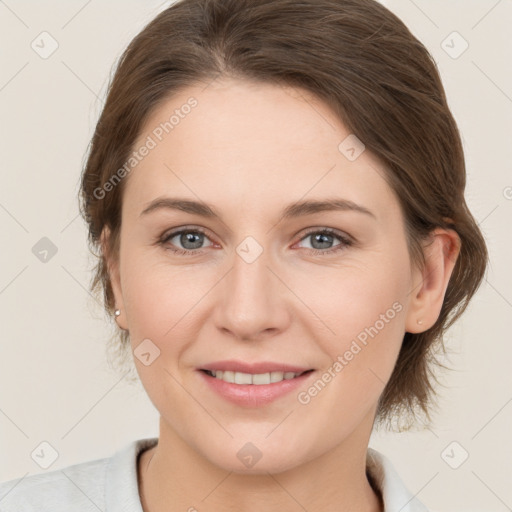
[405,228,461,333]
[100,226,128,330]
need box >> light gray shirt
[0,437,430,511]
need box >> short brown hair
[79,0,488,430]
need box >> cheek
[290,273,406,452]
[292,255,408,401]
[296,256,407,345]
[120,253,216,346]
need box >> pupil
[313,233,332,249]
[182,232,202,249]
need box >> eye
[158,226,353,257]
[295,228,353,256]
[159,226,214,255]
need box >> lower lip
[198,370,315,407]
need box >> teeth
[208,370,303,385]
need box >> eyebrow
[139,197,376,221]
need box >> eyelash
[158,226,353,257]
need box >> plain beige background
[0,1,510,511]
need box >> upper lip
[199,360,313,374]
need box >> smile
[202,369,312,385]
[198,368,316,407]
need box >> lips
[198,366,316,407]
[199,360,313,374]
[196,359,316,406]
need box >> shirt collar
[367,447,430,511]
[105,438,429,512]
[105,437,158,512]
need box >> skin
[103,77,460,512]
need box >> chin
[197,434,312,475]
[216,451,305,475]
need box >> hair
[79,0,488,430]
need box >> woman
[0,0,488,511]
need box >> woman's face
[109,77,424,473]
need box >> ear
[405,228,461,333]
[100,226,128,331]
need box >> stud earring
[114,309,121,317]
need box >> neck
[138,416,383,512]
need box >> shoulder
[0,437,158,512]
[0,456,108,512]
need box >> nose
[213,239,291,342]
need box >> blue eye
[295,228,353,256]
[160,227,213,255]
[159,226,352,256]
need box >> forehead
[123,78,399,223]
